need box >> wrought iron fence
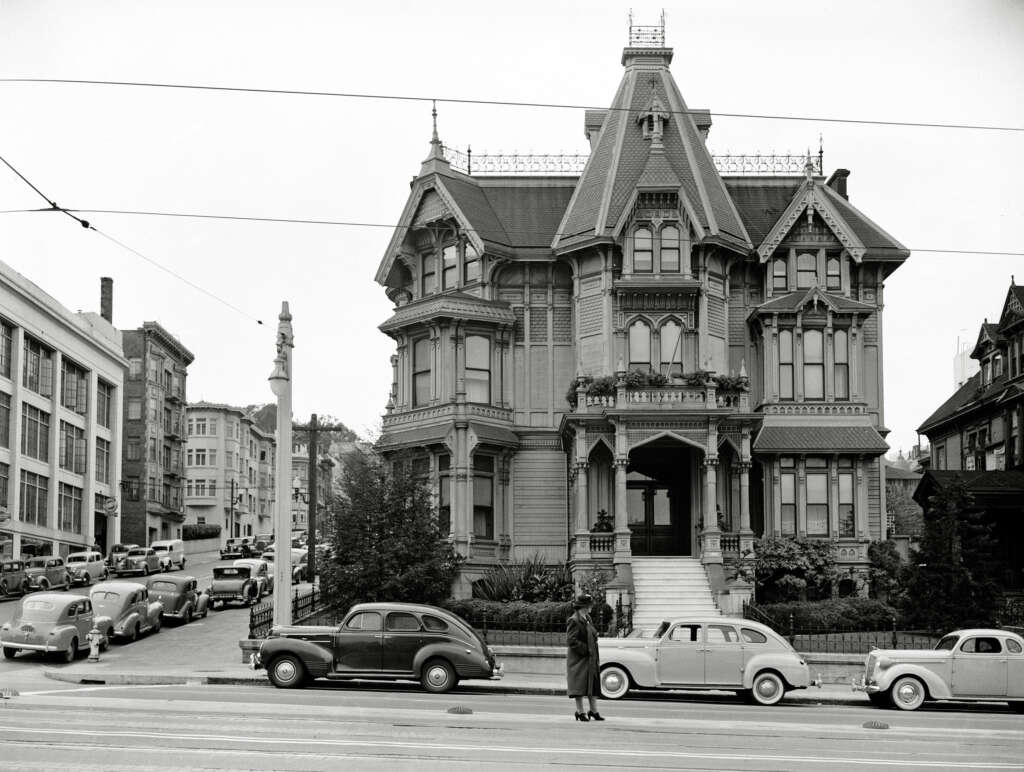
[248,587,326,639]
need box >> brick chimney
[100,277,113,323]
[826,168,850,199]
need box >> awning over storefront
[753,425,889,455]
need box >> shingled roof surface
[481,184,575,248]
[725,180,802,244]
[754,289,875,314]
[753,425,889,454]
[919,469,1024,494]
[820,186,908,258]
[917,371,1011,433]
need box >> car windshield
[19,600,57,621]
[935,635,959,651]
[152,546,168,552]
[127,549,147,557]
[26,558,48,568]
[149,581,177,591]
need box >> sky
[0,0,1021,455]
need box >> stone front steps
[631,557,720,629]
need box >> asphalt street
[0,679,1021,771]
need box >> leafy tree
[867,540,904,602]
[900,479,1000,630]
[752,537,838,603]
[319,453,461,611]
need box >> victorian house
[374,26,905,618]
[916,281,1024,590]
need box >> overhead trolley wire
[1,77,1023,133]
[0,154,264,325]
[1,205,1021,257]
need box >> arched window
[772,258,787,291]
[413,338,432,406]
[465,335,491,403]
[628,320,651,371]
[804,329,824,399]
[660,226,680,272]
[633,228,653,272]
[796,253,817,289]
[660,320,682,376]
[826,256,841,290]
[778,330,793,400]
[834,329,849,399]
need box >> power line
[2,77,1022,133]
[2,205,1021,257]
[0,156,264,325]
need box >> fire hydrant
[87,626,103,662]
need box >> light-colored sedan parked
[598,617,816,705]
[0,593,110,662]
[114,547,161,577]
[89,581,163,642]
[853,628,1024,712]
[66,551,108,586]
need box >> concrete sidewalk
[41,663,868,705]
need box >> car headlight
[877,656,892,669]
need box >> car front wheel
[268,654,307,689]
[142,566,149,577]
[61,638,78,664]
[748,671,786,706]
[600,665,631,700]
[421,658,457,694]
[889,676,926,711]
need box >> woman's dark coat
[566,612,601,697]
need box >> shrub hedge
[182,523,222,540]
[759,598,900,631]
[442,598,615,634]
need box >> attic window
[633,228,653,272]
[826,256,841,290]
[796,253,817,289]
[772,258,787,291]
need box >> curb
[39,668,866,703]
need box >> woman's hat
[573,593,594,609]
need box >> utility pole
[293,413,347,583]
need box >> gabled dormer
[996,280,1024,382]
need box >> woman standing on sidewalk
[566,593,603,721]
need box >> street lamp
[268,301,294,627]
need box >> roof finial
[431,100,439,145]
[804,151,815,181]
[424,99,446,163]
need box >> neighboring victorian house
[373,23,906,619]
[916,280,1024,590]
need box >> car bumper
[851,678,882,694]
[0,640,60,652]
[489,662,504,680]
[211,593,248,602]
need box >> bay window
[422,255,437,295]
[834,329,849,399]
[805,457,828,535]
[838,458,855,536]
[465,335,491,403]
[413,338,432,406]
[780,457,796,535]
[660,321,682,376]
[441,243,458,290]
[473,455,494,540]
[803,330,824,399]
[660,226,680,272]
[633,228,653,272]
[438,454,451,535]
[778,330,793,400]
[463,242,481,283]
[629,320,652,371]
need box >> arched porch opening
[626,437,703,557]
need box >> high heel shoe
[574,712,590,721]
[587,711,605,721]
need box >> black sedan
[253,602,503,693]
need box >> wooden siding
[512,449,568,559]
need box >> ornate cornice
[379,292,515,333]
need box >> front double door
[627,476,689,556]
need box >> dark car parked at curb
[146,575,209,624]
[253,602,504,693]
[220,538,254,560]
[106,543,137,567]
[0,560,32,596]
[209,565,260,608]
[25,557,72,591]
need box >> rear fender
[119,611,142,634]
[876,663,951,699]
[412,641,481,676]
[147,601,164,624]
[600,648,658,687]
[743,653,811,689]
[260,637,333,679]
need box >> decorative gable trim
[757,178,866,263]
[374,175,487,285]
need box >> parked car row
[0,573,212,661]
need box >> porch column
[613,457,628,533]
[575,461,590,534]
[738,461,753,554]
[701,456,722,565]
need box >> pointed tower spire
[420,100,451,176]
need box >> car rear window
[92,591,120,602]
[422,614,449,632]
[67,555,87,563]
[345,611,382,631]
[1007,639,1022,654]
[150,581,177,591]
[386,612,421,632]
[740,628,768,644]
[24,600,55,611]
[215,568,244,577]
[27,558,48,568]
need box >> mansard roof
[753,425,888,454]
[751,286,875,317]
[552,47,750,255]
[724,179,802,245]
